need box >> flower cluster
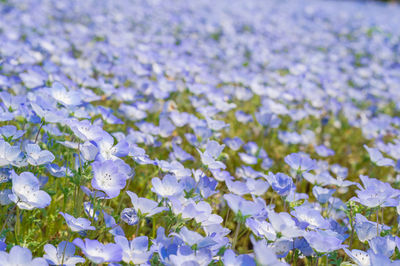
[1,0,400,265]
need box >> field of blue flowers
[1,0,400,265]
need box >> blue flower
[222,249,256,266]
[0,245,47,265]
[91,159,129,198]
[364,145,394,167]
[120,208,139,225]
[24,143,55,166]
[224,193,264,217]
[0,125,25,140]
[265,172,294,197]
[114,235,152,264]
[251,237,287,266]
[72,238,122,264]
[312,186,335,204]
[0,140,24,167]
[126,191,166,217]
[60,212,96,232]
[315,144,335,157]
[43,241,85,265]
[284,152,316,173]
[304,229,346,253]
[151,174,183,198]
[9,171,51,210]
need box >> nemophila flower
[291,205,330,230]
[343,248,370,266]
[364,145,394,167]
[238,152,258,165]
[171,142,194,162]
[126,191,166,217]
[114,236,152,264]
[223,193,264,218]
[151,174,183,198]
[265,172,294,197]
[103,211,124,236]
[83,202,99,221]
[246,178,269,196]
[235,110,253,123]
[68,119,104,142]
[0,245,47,266]
[222,249,256,266]
[91,159,130,198]
[367,249,399,266]
[368,236,396,258]
[268,211,304,238]
[80,141,98,162]
[315,144,335,157]
[255,110,281,128]
[43,241,85,265]
[304,229,346,253]
[225,179,250,196]
[284,152,316,173]
[80,186,107,199]
[294,238,314,257]
[157,160,191,179]
[0,189,12,205]
[9,171,51,210]
[197,175,218,198]
[0,139,23,167]
[31,97,64,123]
[251,238,288,266]
[312,186,335,204]
[48,81,82,106]
[0,168,10,184]
[0,125,25,140]
[271,239,293,258]
[128,144,155,165]
[173,227,216,249]
[197,140,226,170]
[59,212,95,232]
[169,245,212,266]
[120,208,139,225]
[96,106,124,125]
[351,175,400,208]
[246,218,276,241]
[24,143,55,166]
[205,116,229,131]
[0,239,5,252]
[354,213,387,242]
[223,137,243,151]
[72,238,122,264]
[94,133,129,161]
[46,163,69,178]
[170,198,222,226]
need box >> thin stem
[34,122,44,143]
[224,208,230,227]
[232,221,241,250]
[349,205,355,250]
[15,207,20,244]
[152,216,157,239]
[61,241,68,265]
[376,207,380,236]
[116,177,132,215]
[136,219,141,236]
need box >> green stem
[136,219,141,236]
[232,221,241,250]
[15,207,20,244]
[376,207,380,236]
[34,121,44,143]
